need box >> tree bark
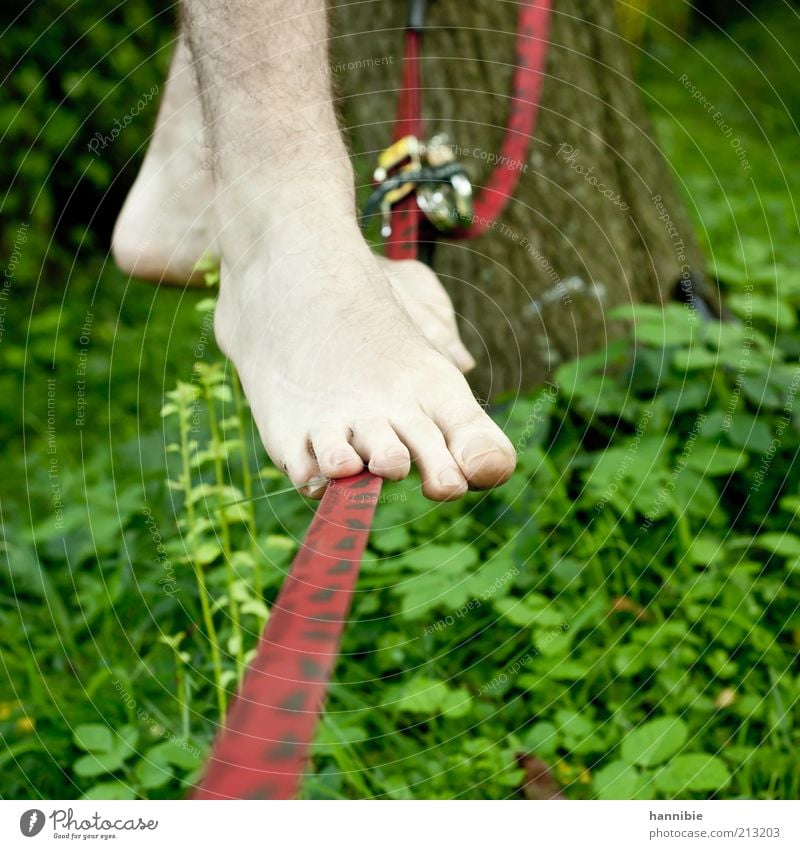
[329,0,704,397]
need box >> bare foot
[136,7,514,501]
[213,221,514,500]
[111,38,216,285]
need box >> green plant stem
[673,507,694,557]
[713,369,731,408]
[176,663,189,740]
[179,404,226,718]
[204,382,245,673]
[586,514,626,598]
[232,371,262,600]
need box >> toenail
[329,452,354,468]
[462,436,502,466]
[438,468,465,489]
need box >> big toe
[444,419,517,490]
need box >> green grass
[1,5,799,800]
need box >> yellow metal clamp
[370,134,474,236]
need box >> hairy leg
[112,32,474,369]
[179,0,513,499]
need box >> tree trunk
[329,0,704,397]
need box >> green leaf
[649,385,704,419]
[684,443,746,476]
[262,534,297,569]
[706,321,757,352]
[395,570,472,618]
[80,781,136,800]
[742,375,785,409]
[494,595,567,630]
[554,338,629,399]
[186,482,243,506]
[193,541,222,566]
[672,469,720,520]
[533,624,572,657]
[463,552,517,600]
[725,414,774,453]
[315,718,367,748]
[135,758,173,790]
[673,346,719,371]
[392,678,472,719]
[593,760,652,800]
[687,535,723,566]
[117,725,139,753]
[752,532,800,558]
[521,722,559,758]
[621,716,688,768]
[728,292,795,330]
[779,495,800,517]
[611,303,698,348]
[240,598,270,620]
[397,543,478,573]
[211,384,234,402]
[73,750,128,777]
[585,437,670,513]
[654,754,731,793]
[393,544,485,617]
[73,724,113,754]
[555,709,595,752]
[370,525,412,553]
[148,739,201,770]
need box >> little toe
[282,443,326,498]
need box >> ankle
[212,176,366,269]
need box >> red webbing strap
[387,0,551,250]
[193,472,382,800]
[386,28,425,261]
[456,0,551,239]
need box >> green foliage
[2,1,800,803]
[616,0,691,48]
[71,723,201,799]
[621,717,689,769]
[296,243,799,798]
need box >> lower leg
[112,31,474,371]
